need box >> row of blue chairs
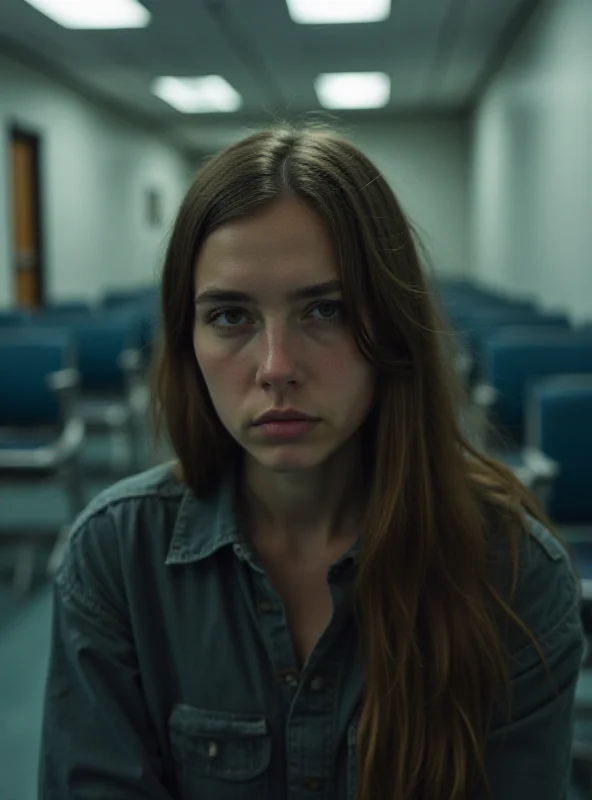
[0,290,160,593]
[435,280,592,782]
[434,278,592,658]
[435,278,592,509]
[0,290,159,365]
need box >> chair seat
[0,419,84,474]
[78,398,130,428]
[0,435,57,451]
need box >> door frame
[9,125,46,307]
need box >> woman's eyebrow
[195,279,342,305]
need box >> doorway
[10,128,44,309]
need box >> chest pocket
[169,704,271,800]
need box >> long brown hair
[153,125,566,799]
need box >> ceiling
[0,0,542,155]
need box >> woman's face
[193,196,376,473]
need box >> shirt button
[310,676,324,692]
[207,741,218,758]
[280,668,299,688]
[232,543,246,561]
[304,777,325,791]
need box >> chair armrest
[118,348,143,375]
[472,383,498,410]
[47,368,79,393]
[56,415,85,462]
[522,447,560,481]
[454,351,473,383]
[47,368,80,419]
[0,416,84,471]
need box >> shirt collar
[165,456,363,569]
[165,458,242,565]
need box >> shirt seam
[512,565,582,659]
[56,567,124,625]
[68,484,186,547]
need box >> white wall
[471,0,592,322]
[0,52,193,308]
[345,118,470,278]
[0,50,470,307]
[193,117,471,279]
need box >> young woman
[39,127,584,800]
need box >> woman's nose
[255,326,301,388]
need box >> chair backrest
[529,375,592,523]
[481,334,592,445]
[31,311,142,391]
[469,311,570,365]
[75,314,141,390]
[101,287,158,309]
[0,332,72,426]
[0,310,31,327]
[444,301,540,329]
[97,297,159,363]
[40,301,92,315]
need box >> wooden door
[10,131,42,309]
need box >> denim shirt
[39,461,585,800]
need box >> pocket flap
[169,704,271,781]
[170,705,268,738]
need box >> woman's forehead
[195,198,339,292]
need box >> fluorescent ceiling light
[314,73,391,109]
[286,0,390,24]
[151,76,243,114]
[23,0,151,29]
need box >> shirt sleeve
[473,518,585,799]
[38,506,175,800]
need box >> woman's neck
[238,446,366,557]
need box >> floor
[1,432,592,799]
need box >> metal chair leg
[65,456,85,517]
[13,543,36,597]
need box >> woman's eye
[207,308,248,328]
[309,301,344,323]
[205,300,344,332]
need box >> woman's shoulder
[486,508,583,663]
[481,506,585,738]
[69,461,186,552]
[487,509,578,594]
[76,461,185,519]
[54,463,188,610]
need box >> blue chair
[443,307,569,390]
[101,291,139,309]
[97,294,159,369]
[31,311,146,472]
[475,332,592,448]
[473,312,569,363]
[0,310,30,327]
[41,301,92,314]
[118,296,160,369]
[101,286,158,309]
[526,375,592,536]
[0,331,85,594]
